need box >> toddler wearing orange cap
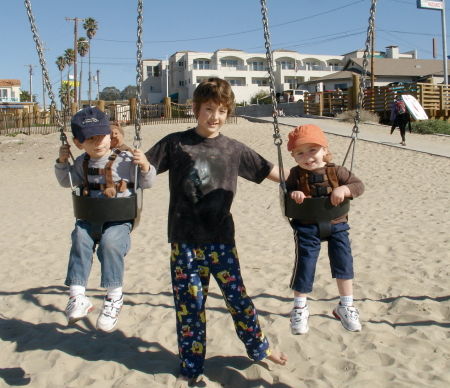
[285,124,365,335]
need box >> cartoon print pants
[170,242,271,378]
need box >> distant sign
[417,0,444,10]
[62,80,80,87]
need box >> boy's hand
[133,149,151,172]
[58,144,71,163]
[290,190,306,204]
[330,186,351,206]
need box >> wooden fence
[303,82,450,121]
[0,102,236,136]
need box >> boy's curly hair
[193,77,235,118]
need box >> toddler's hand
[330,186,346,206]
[58,144,71,163]
[290,190,306,204]
[133,149,150,172]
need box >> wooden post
[164,97,172,118]
[129,98,136,124]
[318,92,324,116]
[16,109,23,129]
[98,100,105,112]
[71,102,78,116]
[33,104,39,125]
[50,105,55,124]
[352,74,360,112]
[347,87,354,110]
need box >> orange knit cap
[287,124,328,151]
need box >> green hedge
[411,119,450,135]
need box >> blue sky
[2,0,448,105]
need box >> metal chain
[344,0,377,170]
[134,0,144,149]
[260,0,287,189]
[260,0,281,146]
[24,0,67,146]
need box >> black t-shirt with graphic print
[145,128,274,244]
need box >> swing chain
[24,0,66,144]
[260,0,282,147]
[353,0,377,137]
[134,0,144,150]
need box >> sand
[0,117,449,387]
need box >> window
[179,81,186,86]
[193,60,210,70]
[0,89,7,98]
[334,83,347,90]
[252,61,264,71]
[147,66,160,77]
[221,59,238,68]
[228,79,242,86]
[252,79,268,86]
[277,61,292,70]
[178,61,183,67]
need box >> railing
[303,82,450,120]
[303,91,348,117]
[0,97,20,102]
[0,110,70,135]
[0,103,237,135]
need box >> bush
[411,119,450,135]
[335,109,380,123]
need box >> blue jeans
[65,220,132,288]
[290,222,354,293]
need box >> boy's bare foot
[174,374,203,388]
[266,350,288,365]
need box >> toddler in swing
[144,77,288,386]
[285,124,364,335]
[55,107,156,331]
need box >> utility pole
[371,19,375,90]
[24,64,37,102]
[66,17,86,106]
[96,69,101,100]
[41,42,50,110]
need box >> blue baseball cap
[71,107,111,144]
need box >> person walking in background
[390,94,411,146]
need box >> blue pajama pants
[170,243,271,378]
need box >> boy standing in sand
[55,107,155,331]
[285,124,364,335]
[145,77,288,386]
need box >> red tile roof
[0,79,21,87]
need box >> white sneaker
[290,305,310,334]
[332,303,362,332]
[96,296,123,331]
[65,295,94,325]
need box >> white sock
[69,285,85,298]
[340,295,353,306]
[106,286,122,301]
[294,296,307,309]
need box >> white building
[141,48,345,104]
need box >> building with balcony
[0,79,23,110]
[141,48,345,104]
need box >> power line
[94,0,366,44]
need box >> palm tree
[59,82,74,112]
[83,17,98,105]
[77,37,89,106]
[55,56,67,110]
[64,48,75,106]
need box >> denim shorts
[290,221,354,293]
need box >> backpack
[395,99,406,115]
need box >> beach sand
[0,117,449,387]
